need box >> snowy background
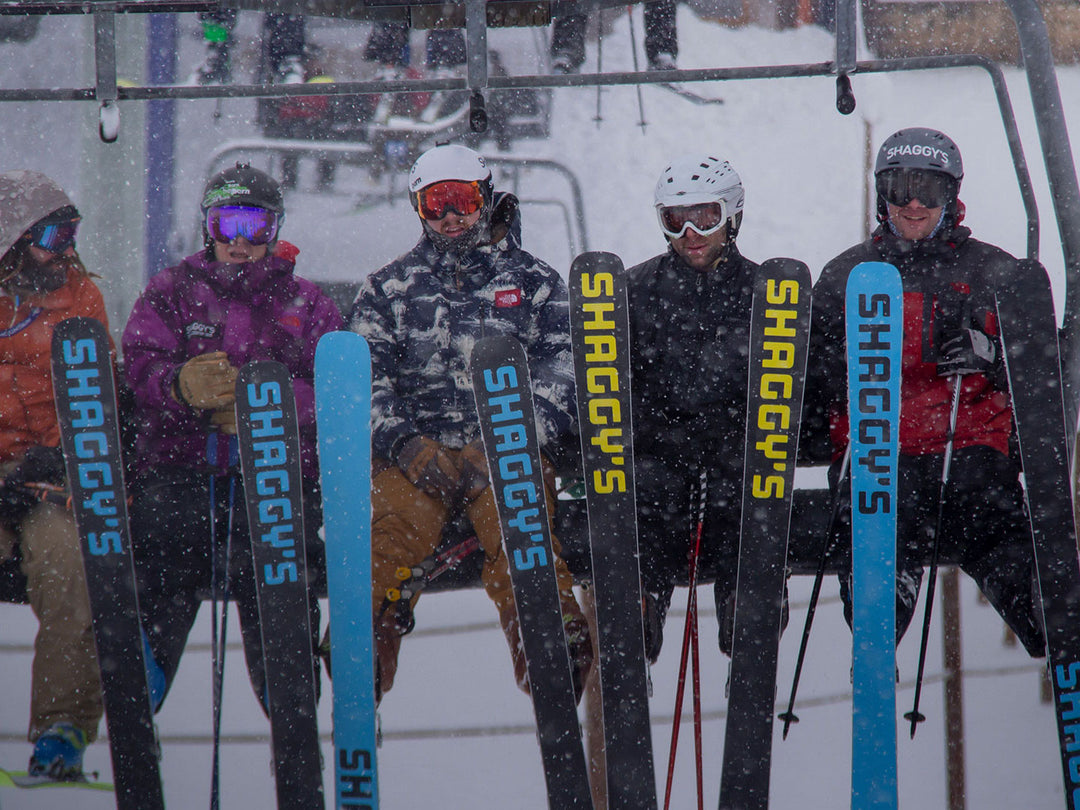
[0,4,1077,808]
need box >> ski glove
[936,328,1000,377]
[457,439,490,502]
[174,351,238,410]
[210,405,238,435]
[396,435,462,506]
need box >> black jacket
[628,244,759,466]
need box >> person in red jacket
[0,170,110,781]
[802,128,1044,657]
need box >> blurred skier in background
[550,0,679,73]
[192,10,307,86]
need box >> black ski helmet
[874,127,963,179]
[200,163,284,249]
[873,128,963,225]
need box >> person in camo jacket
[348,143,593,702]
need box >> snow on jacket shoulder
[349,218,576,465]
[122,245,343,478]
[0,270,108,462]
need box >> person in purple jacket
[122,163,342,710]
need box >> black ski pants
[550,0,678,69]
[833,445,1044,656]
[635,451,743,659]
[129,466,325,711]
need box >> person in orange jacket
[0,170,110,782]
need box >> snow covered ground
[0,5,1077,808]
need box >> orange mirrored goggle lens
[416,181,485,221]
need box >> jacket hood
[0,171,76,257]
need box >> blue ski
[845,262,902,810]
[315,331,379,810]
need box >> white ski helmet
[408,143,493,198]
[654,154,744,237]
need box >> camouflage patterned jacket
[349,197,577,466]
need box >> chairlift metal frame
[1,0,1077,420]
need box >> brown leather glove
[396,435,461,506]
[210,405,237,435]
[175,351,238,410]
[458,439,490,502]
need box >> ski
[568,251,657,810]
[235,361,325,810]
[50,316,165,810]
[314,332,379,810]
[845,262,902,810]
[470,335,593,809]
[0,768,113,791]
[719,258,812,810]
[995,259,1080,809]
[654,82,725,106]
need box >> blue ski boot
[28,722,88,781]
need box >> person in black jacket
[629,153,771,661]
[801,127,1044,655]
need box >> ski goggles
[205,205,280,246]
[656,201,727,239]
[875,168,957,209]
[415,180,486,221]
[27,217,80,254]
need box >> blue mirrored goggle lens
[28,219,79,254]
[206,206,279,246]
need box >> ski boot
[28,722,88,782]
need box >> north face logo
[495,289,522,308]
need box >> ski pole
[778,444,851,738]
[690,576,704,810]
[905,372,963,737]
[626,6,647,133]
[209,436,238,810]
[663,470,708,810]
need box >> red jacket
[0,269,109,461]
[802,223,1016,462]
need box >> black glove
[936,328,999,377]
[8,445,66,487]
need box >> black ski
[50,316,165,810]
[470,335,593,809]
[235,361,325,810]
[718,259,812,810]
[995,259,1080,809]
[568,251,657,810]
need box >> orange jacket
[0,270,109,462]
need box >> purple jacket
[122,244,343,479]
